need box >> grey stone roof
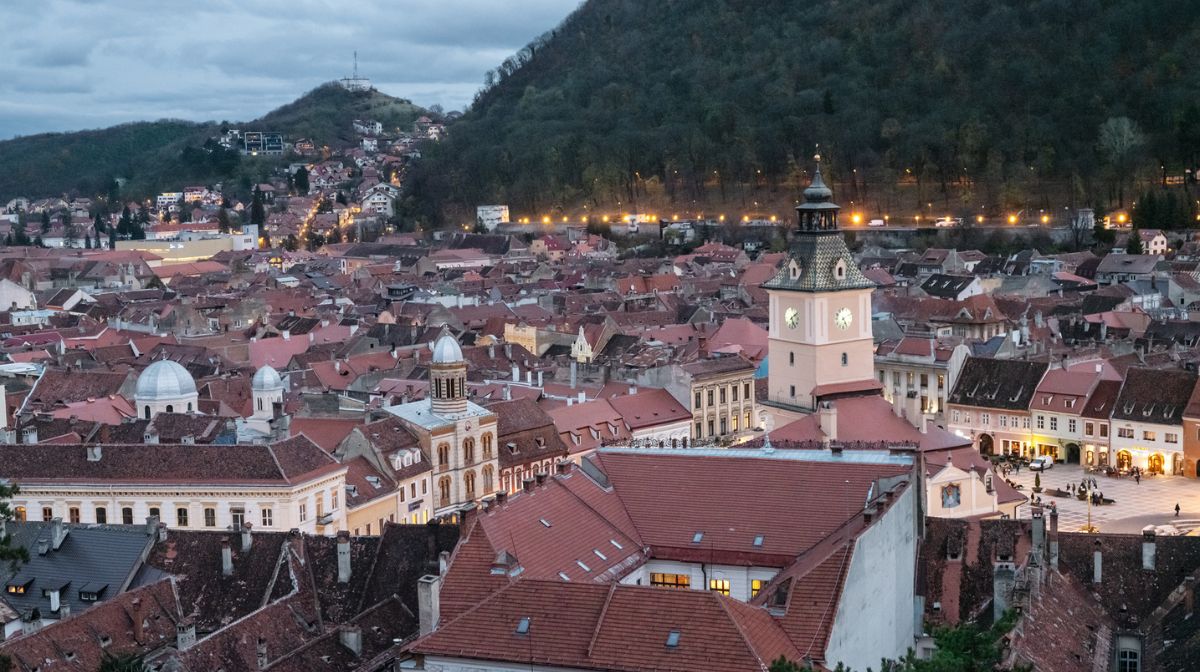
[1,521,155,620]
[762,232,876,292]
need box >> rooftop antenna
[353,51,359,79]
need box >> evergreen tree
[3,233,11,246]
[85,234,92,249]
[118,205,132,236]
[251,186,265,226]
[336,190,348,205]
[33,235,44,248]
[40,210,50,233]
[1127,226,1144,255]
[294,166,310,194]
[217,206,231,233]
[93,210,105,233]
[108,227,117,249]
[1,482,29,571]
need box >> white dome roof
[430,333,463,364]
[252,365,284,391]
[135,360,197,400]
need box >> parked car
[934,217,962,228]
[1030,456,1055,471]
[868,218,886,227]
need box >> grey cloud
[0,0,579,139]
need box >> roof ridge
[585,582,618,658]
[715,594,773,671]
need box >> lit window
[709,578,730,595]
[650,573,690,589]
[751,579,765,597]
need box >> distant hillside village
[0,109,445,256]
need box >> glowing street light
[850,213,863,225]
[1040,214,1050,224]
[1007,214,1018,225]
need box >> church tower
[430,333,468,416]
[763,155,880,411]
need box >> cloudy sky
[0,0,580,139]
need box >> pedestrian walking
[1176,503,1182,517]
[1136,472,1141,485]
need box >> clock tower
[763,157,880,411]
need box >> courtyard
[1005,463,1200,534]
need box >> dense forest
[404,0,1200,225]
[0,85,424,201]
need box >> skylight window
[753,535,764,547]
[692,531,704,543]
[539,518,551,528]
[665,630,681,648]
[576,560,591,572]
[516,617,531,634]
[610,539,623,550]
[558,572,570,581]
[593,549,608,561]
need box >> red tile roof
[412,580,801,672]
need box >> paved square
[1004,464,1200,534]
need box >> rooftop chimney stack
[817,401,837,443]
[50,517,67,550]
[337,531,352,583]
[176,620,197,651]
[339,626,363,657]
[418,574,441,636]
[87,445,102,462]
[21,426,36,445]
[1143,527,1157,571]
[221,538,234,576]
[1031,510,1045,555]
[512,364,519,383]
[256,637,268,670]
[241,522,253,553]
[1049,508,1060,570]
[1093,540,1103,584]
[522,478,535,493]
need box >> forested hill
[0,84,424,201]
[405,0,1200,224]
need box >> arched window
[165,404,173,413]
[438,476,452,506]
[841,353,848,366]
[464,470,476,500]
[258,398,263,411]
[187,402,193,412]
[482,433,493,458]
[144,406,151,420]
[513,467,524,492]
[463,438,475,465]
[482,465,495,494]
[437,443,450,466]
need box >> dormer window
[789,261,802,280]
[834,260,846,279]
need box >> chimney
[577,391,585,404]
[534,472,547,486]
[256,637,268,670]
[131,597,145,642]
[922,415,934,434]
[862,502,877,524]
[21,426,37,444]
[50,517,67,550]
[282,329,291,341]
[87,445,102,462]
[309,331,315,343]
[504,384,511,400]
[145,515,159,537]
[241,522,253,553]
[439,550,450,575]
[488,344,495,358]
[339,626,363,657]
[221,538,234,576]
[1093,540,1103,584]
[570,360,577,388]
[49,588,61,613]
[1142,527,1157,571]
[992,560,1016,622]
[1031,510,1045,555]
[526,370,532,385]
[144,428,159,444]
[1095,363,1103,374]
[59,603,69,619]
[0,384,6,430]
[817,401,837,442]
[537,370,543,387]
[556,460,572,475]
[628,384,638,395]
[511,363,519,383]
[522,478,535,494]
[176,620,197,651]
[337,530,352,583]
[1049,508,1060,571]
[504,343,513,359]
[494,490,508,506]
[181,434,195,445]
[904,390,921,425]
[418,574,441,636]
[459,504,477,536]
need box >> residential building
[1025,366,1106,464]
[946,357,1049,458]
[486,397,569,494]
[920,274,982,301]
[874,336,970,422]
[1110,367,1194,474]
[673,356,759,441]
[1,436,348,536]
[606,387,692,446]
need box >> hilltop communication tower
[340,51,372,92]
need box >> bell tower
[763,153,880,411]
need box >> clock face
[834,307,853,330]
[785,307,800,329]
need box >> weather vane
[814,143,821,163]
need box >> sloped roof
[947,358,1048,411]
[762,233,875,293]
